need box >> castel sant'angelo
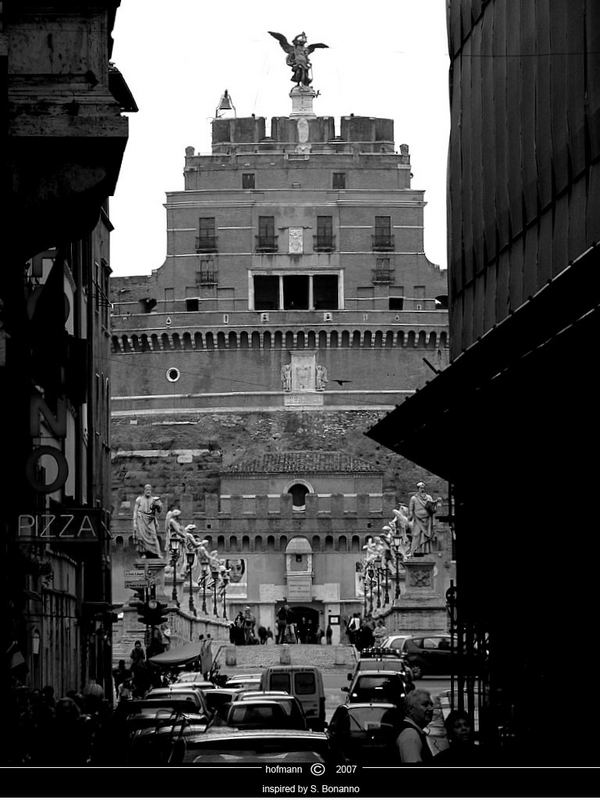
[109,31,452,639]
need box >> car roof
[237,690,292,697]
[230,674,262,679]
[337,702,398,710]
[170,681,214,689]
[353,670,405,677]
[183,729,328,744]
[228,699,286,707]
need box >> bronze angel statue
[268,31,328,86]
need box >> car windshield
[176,672,204,682]
[347,707,402,732]
[228,703,289,729]
[351,677,403,701]
[358,659,405,672]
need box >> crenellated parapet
[111,325,448,354]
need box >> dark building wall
[447,0,600,358]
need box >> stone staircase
[211,644,357,673]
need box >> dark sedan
[327,703,402,765]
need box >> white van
[259,666,325,730]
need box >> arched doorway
[289,605,320,643]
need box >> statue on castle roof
[268,31,329,87]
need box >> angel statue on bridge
[268,31,328,86]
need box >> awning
[147,641,204,667]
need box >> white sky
[109,0,450,276]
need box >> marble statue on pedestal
[408,482,442,556]
[133,484,163,558]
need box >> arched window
[312,535,321,552]
[288,483,310,511]
[337,535,347,552]
[217,535,225,549]
[267,535,275,552]
[324,535,334,552]
[255,535,263,551]
[351,535,360,553]
[279,535,288,552]
[229,535,238,551]
[241,535,250,552]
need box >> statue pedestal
[401,560,437,600]
[289,85,317,118]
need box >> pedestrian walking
[347,612,361,645]
[396,689,434,764]
[258,625,268,644]
[373,618,387,646]
[326,624,333,645]
[129,640,145,668]
[276,599,289,644]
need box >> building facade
[368,0,600,765]
[109,86,450,639]
[2,1,135,703]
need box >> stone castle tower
[109,84,451,632]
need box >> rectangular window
[164,288,174,302]
[196,217,217,252]
[314,216,334,251]
[313,275,339,310]
[294,673,316,695]
[413,285,426,298]
[389,297,404,310]
[283,275,309,310]
[373,216,394,250]
[185,298,199,311]
[270,673,291,693]
[242,173,255,189]
[256,216,277,252]
[253,275,279,310]
[332,172,346,189]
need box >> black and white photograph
[2,0,598,797]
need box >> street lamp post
[211,568,219,617]
[200,556,209,614]
[186,550,196,616]
[169,532,182,606]
[222,576,229,620]
[383,560,390,605]
[392,533,402,600]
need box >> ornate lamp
[200,555,209,614]
[211,566,220,617]
[374,556,382,608]
[367,564,375,615]
[168,532,182,606]
[392,532,402,600]
[186,550,196,616]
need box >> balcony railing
[371,268,395,284]
[196,270,218,286]
[372,234,395,251]
[255,235,278,253]
[313,235,336,253]
[195,235,218,253]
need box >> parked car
[172,729,333,765]
[327,703,403,765]
[110,709,200,766]
[145,687,211,718]
[122,697,210,720]
[343,670,408,707]
[392,634,455,679]
[259,666,325,731]
[202,688,241,719]
[224,697,307,730]
[224,677,262,691]
[349,651,415,690]
[170,680,215,693]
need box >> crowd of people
[345,612,387,649]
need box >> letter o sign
[25,446,69,493]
